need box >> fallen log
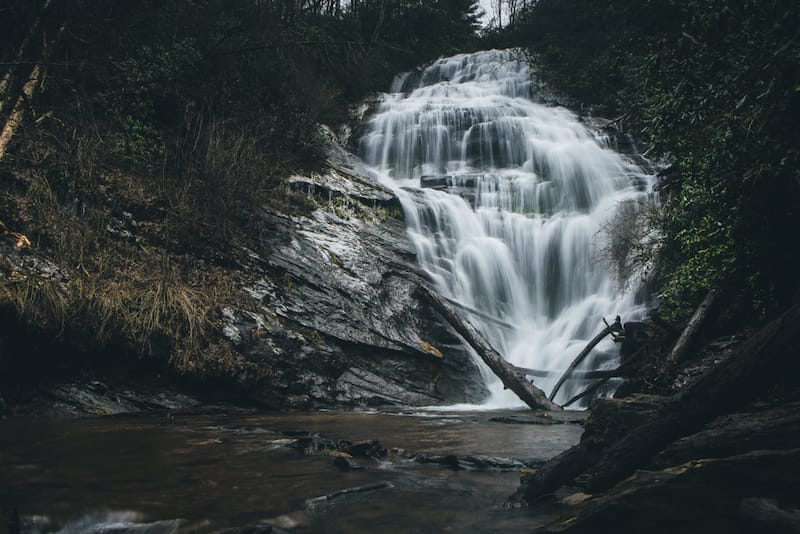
[652,401,800,468]
[418,285,561,411]
[512,394,666,503]
[548,317,623,402]
[534,448,800,534]
[561,347,647,408]
[561,376,613,409]
[587,302,799,493]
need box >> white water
[359,49,654,407]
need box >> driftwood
[519,302,800,501]
[306,481,392,508]
[548,317,623,402]
[419,285,561,411]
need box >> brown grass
[0,106,303,378]
[0,275,68,332]
[1,140,241,363]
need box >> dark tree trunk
[419,285,561,411]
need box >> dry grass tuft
[1,160,243,363]
[0,275,68,332]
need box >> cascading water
[359,49,654,407]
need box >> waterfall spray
[360,50,654,407]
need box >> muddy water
[0,409,584,533]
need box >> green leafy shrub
[110,116,165,171]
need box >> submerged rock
[333,456,364,471]
[413,453,530,471]
[342,439,388,459]
[29,512,188,534]
[488,415,565,426]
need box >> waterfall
[359,49,654,407]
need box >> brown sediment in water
[0,409,583,533]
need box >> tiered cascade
[359,50,654,406]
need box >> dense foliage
[2,0,482,164]
[0,0,482,251]
[0,0,481,364]
[492,0,800,322]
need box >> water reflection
[0,409,583,532]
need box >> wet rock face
[222,141,488,409]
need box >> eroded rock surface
[210,140,487,409]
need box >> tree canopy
[1,0,482,168]
[0,0,482,255]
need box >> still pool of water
[0,408,584,533]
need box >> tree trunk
[0,0,52,111]
[369,0,387,45]
[0,64,41,161]
[663,289,718,370]
[419,285,561,411]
